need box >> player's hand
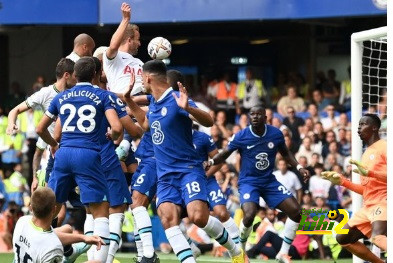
[106,127,113,140]
[173,82,189,110]
[6,124,18,135]
[299,168,310,182]
[321,171,343,185]
[84,235,105,251]
[121,2,131,21]
[50,144,59,157]
[124,71,135,100]
[31,177,39,193]
[349,159,369,177]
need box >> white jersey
[26,84,59,149]
[66,52,80,62]
[13,216,63,263]
[273,170,302,199]
[103,50,144,95]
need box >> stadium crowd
[0,63,386,261]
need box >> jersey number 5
[60,104,96,133]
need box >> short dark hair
[167,70,184,91]
[363,113,381,129]
[31,187,56,219]
[55,58,75,79]
[143,59,167,77]
[92,57,102,74]
[74,57,96,82]
[250,105,266,113]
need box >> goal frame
[350,26,387,263]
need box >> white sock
[93,217,110,262]
[279,218,299,255]
[133,206,154,258]
[106,213,124,263]
[179,222,200,256]
[239,220,252,245]
[202,216,240,257]
[165,226,195,263]
[222,217,240,245]
[84,214,95,260]
[120,139,131,152]
[134,222,143,261]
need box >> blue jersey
[99,91,127,170]
[47,83,116,151]
[192,130,216,163]
[228,125,285,185]
[134,130,154,160]
[147,88,201,177]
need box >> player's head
[167,70,184,91]
[121,24,141,56]
[73,33,95,57]
[142,59,167,93]
[249,105,266,127]
[74,57,96,83]
[31,187,56,220]
[358,113,381,142]
[55,58,76,88]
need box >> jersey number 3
[60,104,96,133]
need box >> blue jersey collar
[157,87,173,102]
[249,124,267,138]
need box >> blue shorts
[104,164,132,207]
[131,158,157,200]
[207,176,227,209]
[45,153,54,183]
[239,179,292,208]
[156,168,208,208]
[48,147,109,205]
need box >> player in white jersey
[13,187,103,263]
[103,2,143,97]
[6,58,76,192]
[66,33,96,62]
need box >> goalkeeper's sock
[342,242,384,263]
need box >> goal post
[351,26,387,263]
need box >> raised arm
[6,101,29,135]
[321,171,364,195]
[106,2,131,59]
[120,115,143,139]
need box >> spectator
[309,163,331,199]
[324,153,338,171]
[210,125,224,149]
[210,72,237,123]
[312,89,327,112]
[337,128,351,157]
[215,111,231,139]
[272,117,283,129]
[273,159,302,200]
[236,67,266,114]
[277,86,305,117]
[301,191,313,207]
[306,103,321,123]
[3,164,28,207]
[296,136,316,163]
[326,141,344,167]
[323,69,340,104]
[237,113,249,130]
[31,75,46,95]
[283,106,305,148]
[321,130,336,159]
[284,134,297,155]
[2,131,25,178]
[0,201,21,252]
[265,108,273,125]
[321,105,339,132]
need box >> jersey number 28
[60,104,96,133]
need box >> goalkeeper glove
[321,171,343,185]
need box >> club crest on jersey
[243,193,250,200]
[151,120,165,145]
[161,107,167,116]
[369,154,375,160]
[268,142,274,149]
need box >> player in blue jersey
[192,128,241,246]
[36,57,123,262]
[124,60,247,263]
[207,105,309,263]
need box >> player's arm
[321,171,364,195]
[105,109,122,141]
[53,118,62,142]
[123,72,149,130]
[106,3,131,59]
[277,142,310,181]
[209,148,235,168]
[206,148,223,177]
[36,115,57,148]
[174,82,214,127]
[6,101,29,135]
[55,230,104,248]
[31,147,44,192]
[296,189,303,201]
[120,115,143,139]
[349,159,387,182]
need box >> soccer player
[123,60,247,263]
[36,57,123,262]
[321,113,386,263]
[207,105,309,263]
[66,33,96,62]
[6,58,76,192]
[13,187,103,263]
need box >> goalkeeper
[321,114,386,263]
